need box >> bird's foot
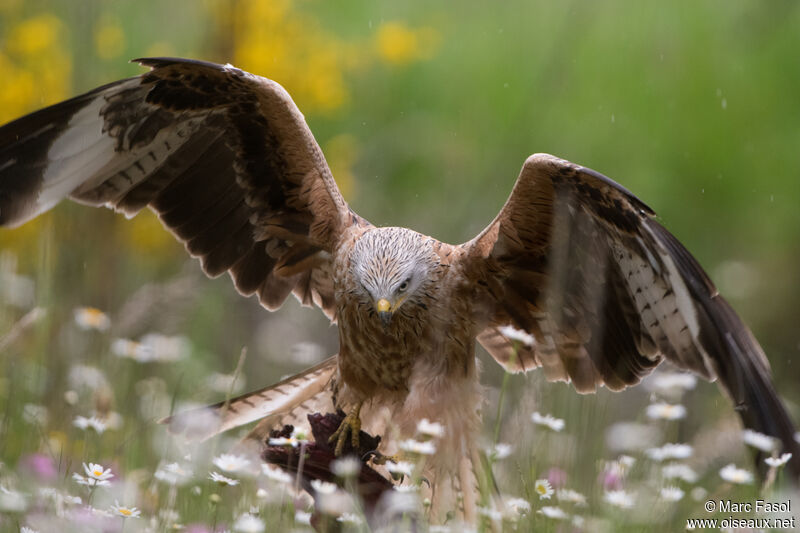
[328,403,362,456]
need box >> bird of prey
[1,58,798,522]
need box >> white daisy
[208,471,239,486]
[21,527,39,533]
[604,489,634,509]
[139,333,190,362]
[556,488,587,506]
[73,415,107,434]
[719,463,753,485]
[331,456,362,478]
[310,479,338,495]
[477,506,503,522]
[648,372,697,393]
[212,453,251,473]
[295,511,312,525]
[39,488,81,506]
[154,462,193,486]
[499,325,536,347]
[268,427,309,448]
[489,442,513,460]
[111,338,152,362]
[531,411,565,432]
[68,365,109,390]
[765,452,792,468]
[659,486,684,502]
[0,487,27,513]
[314,488,352,516]
[742,429,778,453]
[398,438,436,455]
[646,402,686,420]
[538,506,568,520]
[534,479,553,500]
[111,501,141,518]
[233,513,265,532]
[417,418,445,438]
[618,455,635,469]
[645,443,693,462]
[337,512,363,525]
[74,307,110,331]
[504,497,531,515]
[85,462,113,481]
[262,464,293,484]
[74,463,113,487]
[662,463,699,483]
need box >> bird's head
[350,227,438,327]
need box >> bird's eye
[398,278,411,292]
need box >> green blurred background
[1,0,799,516]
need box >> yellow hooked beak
[376,298,393,326]
[376,298,391,313]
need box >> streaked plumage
[1,57,798,523]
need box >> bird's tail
[413,436,499,527]
[160,356,337,442]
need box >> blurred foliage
[0,1,799,529]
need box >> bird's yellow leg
[329,402,363,456]
[371,452,402,466]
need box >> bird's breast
[337,303,430,396]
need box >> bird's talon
[371,453,401,466]
[328,404,362,456]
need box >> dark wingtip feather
[648,219,800,482]
[577,164,656,216]
[0,79,128,227]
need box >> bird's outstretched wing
[0,57,369,319]
[463,153,799,475]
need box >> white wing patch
[39,82,204,218]
[611,238,714,378]
[37,97,118,217]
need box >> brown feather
[0,57,364,321]
[465,153,799,478]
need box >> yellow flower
[376,22,439,65]
[0,16,70,124]
[123,210,177,256]
[6,14,60,56]
[74,307,111,331]
[94,15,125,59]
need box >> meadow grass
[0,250,796,532]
